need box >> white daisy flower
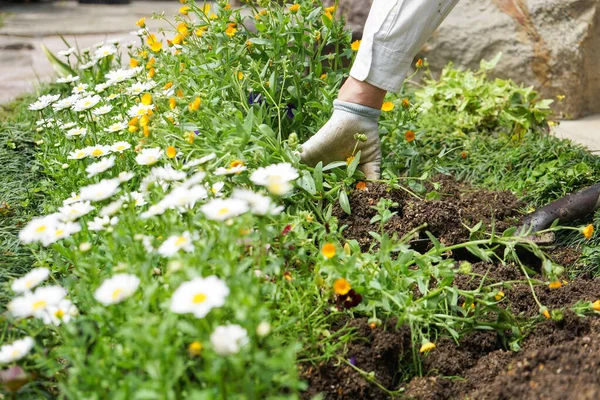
[127,103,154,117]
[45,222,81,246]
[122,191,146,206]
[18,214,61,244]
[208,181,225,197]
[105,122,128,133]
[161,185,208,210]
[169,276,229,318]
[67,148,90,160]
[66,127,87,138]
[111,141,131,152]
[8,286,67,319]
[109,37,122,45]
[11,268,50,293]
[250,162,298,195]
[57,47,75,57]
[214,165,247,176]
[94,274,140,306]
[88,215,119,231]
[62,192,82,205]
[157,231,195,257]
[118,171,135,182]
[0,337,35,364]
[72,95,102,112]
[181,172,207,188]
[41,299,78,326]
[56,74,80,84]
[200,198,249,221]
[210,324,249,356]
[127,82,151,96]
[95,82,110,93]
[60,122,77,130]
[99,199,123,217]
[136,147,163,166]
[86,156,116,178]
[140,203,168,219]
[72,83,89,94]
[150,165,186,181]
[183,153,216,170]
[79,60,96,70]
[232,189,283,216]
[58,201,95,221]
[94,45,117,59]
[86,144,112,158]
[53,94,81,111]
[92,105,113,116]
[28,94,61,111]
[80,178,121,201]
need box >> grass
[0,95,46,309]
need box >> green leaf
[480,52,502,70]
[41,44,76,77]
[347,150,361,177]
[339,188,351,215]
[314,162,323,193]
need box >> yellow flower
[179,0,188,3]
[320,73,327,80]
[324,6,336,19]
[592,300,600,312]
[229,160,244,168]
[167,146,177,159]
[146,57,155,68]
[130,58,139,68]
[179,5,190,15]
[582,224,594,239]
[381,101,394,112]
[176,89,184,98]
[402,98,410,108]
[136,18,146,28]
[143,125,150,137]
[163,82,173,90]
[146,34,162,52]
[495,291,505,301]
[333,278,351,295]
[188,341,202,356]
[315,31,321,41]
[187,131,195,144]
[169,98,177,110]
[225,26,237,38]
[321,243,336,259]
[128,117,139,126]
[405,130,416,142]
[548,281,562,290]
[189,97,201,111]
[237,71,244,80]
[351,40,361,51]
[225,4,231,10]
[172,33,185,45]
[141,93,152,106]
[147,67,155,79]
[542,308,550,319]
[289,4,300,13]
[345,155,354,165]
[139,115,149,127]
[419,341,436,353]
[556,94,566,101]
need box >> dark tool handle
[521,182,600,232]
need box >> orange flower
[542,308,550,319]
[419,341,436,353]
[169,97,177,109]
[143,125,150,137]
[351,40,361,51]
[141,93,152,105]
[176,89,184,97]
[593,300,600,312]
[136,18,146,28]
[167,146,177,159]
[225,4,231,10]
[333,278,351,295]
[128,117,139,126]
[146,57,155,69]
[402,98,410,108]
[320,73,327,80]
[289,4,300,13]
[321,243,336,259]
[548,281,562,290]
[405,130,416,142]
[582,224,594,239]
[461,151,467,159]
[146,34,162,52]
[147,68,155,79]
[188,341,202,356]
[179,5,190,15]
[416,58,423,68]
[163,82,173,90]
[230,160,244,168]
[381,101,394,112]
[225,26,237,38]
[356,181,367,191]
[130,58,139,68]
[189,97,201,111]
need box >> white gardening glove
[300,100,382,180]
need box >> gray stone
[419,0,600,119]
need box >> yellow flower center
[192,293,207,304]
[174,236,187,246]
[32,300,47,310]
[92,149,104,157]
[55,309,65,318]
[55,229,65,236]
[112,288,123,300]
[218,207,230,216]
[35,225,47,233]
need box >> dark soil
[334,176,523,250]
[303,177,600,399]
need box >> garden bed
[302,180,600,399]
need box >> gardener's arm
[300,0,460,179]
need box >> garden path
[0,0,598,152]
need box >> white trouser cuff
[350,42,412,93]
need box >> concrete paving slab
[554,115,600,153]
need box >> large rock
[420,0,600,119]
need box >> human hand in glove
[300,77,386,180]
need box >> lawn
[1,1,599,399]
